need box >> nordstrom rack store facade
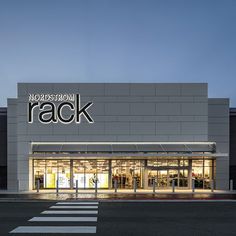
[7,83,229,191]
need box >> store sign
[28,93,94,124]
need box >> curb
[1,198,236,203]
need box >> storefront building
[7,83,229,191]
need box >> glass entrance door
[147,168,189,188]
[148,170,157,187]
[157,170,168,187]
[111,160,144,189]
[168,169,178,187]
[73,160,109,189]
[179,169,188,187]
[57,160,70,188]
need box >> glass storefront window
[192,160,204,166]
[73,160,86,188]
[112,160,144,189]
[45,160,57,188]
[192,166,203,178]
[33,158,214,190]
[148,160,169,167]
[147,160,158,167]
[148,170,157,187]
[148,159,188,167]
[33,160,71,189]
[147,159,190,188]
[73,160,109,188]
[179,169,188,178]
[168,160,178,166]
[180,160,189,166]
[149,168,189,188]
[192,159,204,188]
[169,169,178,178]
[57,160,70,188]
[168,169,178,187]
[179,169,188,187]
[204,160,213,167]
[157,170,168,187]
[157,160,168,166]
[33,160,46,189]
[96,160,109,188]
[192,159,214,189]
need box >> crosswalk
[10,201,99,234]
[50,205,98,209]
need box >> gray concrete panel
[156,84,181,96]
[105,122,130,135]
[78,122,105,135]
[78,84,105,96]
[105,84,130,96]
[156,103,181,115]
[6,83,230,191]
[130,122,155,135]
[181,122,208,135]
[181,103,207,116]
[130,103,155,115]
[105,103,129,115]
[181,83,207,96]
[156,122,181,135]
[130,84,156,96]
[208,99,229,190]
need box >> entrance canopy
[29,142,225,159]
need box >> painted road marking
[10,201,100,234]
[50,205,98,209]
[29,216,97,222]
[10,226,96,234]
[41,210,98,214]
[57,202,98,205]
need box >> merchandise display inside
[33,158,215,190]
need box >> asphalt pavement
[1,201,236,236]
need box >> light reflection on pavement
[1,193,236,201]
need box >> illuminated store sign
[28,93,94,124]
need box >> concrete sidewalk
[1,189,236,195]
[1,189,236,201]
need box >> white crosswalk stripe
[9,200,99,234]
[57,201,98,205]
[29,216,97,222]
[42,210,98,214]
[10,226,97,233]
[50,205,98,209]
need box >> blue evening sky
[0,0,236,106]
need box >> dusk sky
[0,0,236,106]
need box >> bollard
[192,179,195,193]
[76,179,78,195]
[56,179,59,194]
[211,180,214,192]
[134,178,137,193]
[230,179,233,191]
[36,179,40,193]
[172,180,175,193]
[114,179,118,193]
[95,180,98,195]
[153,178,156,193]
